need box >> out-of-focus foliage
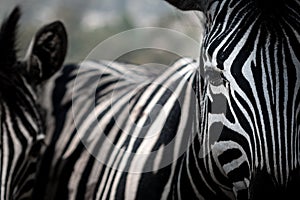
[0,0,204,64]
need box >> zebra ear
[164,0,209,11]
[25,21,67,84]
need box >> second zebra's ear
[164,0,209,12]
[25,21,68,84]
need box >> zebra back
[33,58,200,199]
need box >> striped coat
[34,58,201,199]
[35,0,300,199]
[0,7,67,200]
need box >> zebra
[33,56,200,200]
[167,0,300,198]
[33,0,300,199]
[0,7,67,199]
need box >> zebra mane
[0,7,26,104]
[0,6,20,70]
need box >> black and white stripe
[0,7,67,200]
[34,0,300,199]
[33,58,201,200]
[199,0,300,198]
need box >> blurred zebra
[33,57,200,200]
[34,0,300,199]
[0,7,67,200]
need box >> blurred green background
[0,0,204,65]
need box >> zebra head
[0,7,67,199]
[166,0,300,198]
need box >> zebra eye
[28,140,42,158]
[205,67,225,86]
